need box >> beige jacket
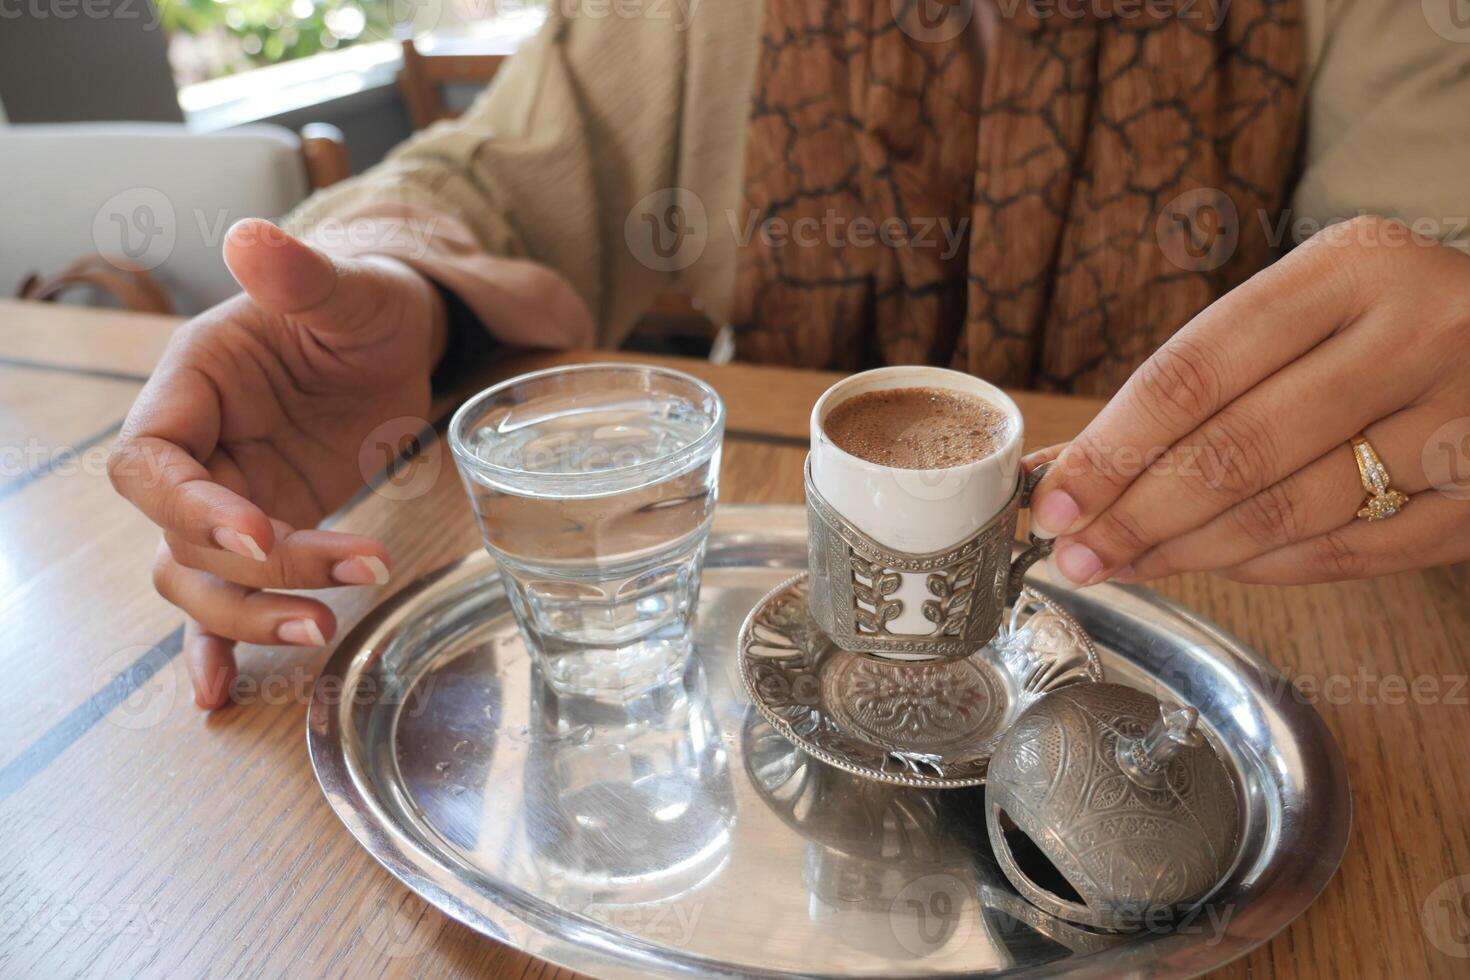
[287,0,1470,351]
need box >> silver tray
[308,506,1351,978]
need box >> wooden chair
[397,36,513,131]
[395,35,716,356]
[299,122,353,191]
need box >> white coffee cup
[809,366,1024,637]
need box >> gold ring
[1350,434,1408,521]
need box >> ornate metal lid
[985,683,1240,932]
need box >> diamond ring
[1350,434,1408,521]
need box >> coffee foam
[822,386,1010,470]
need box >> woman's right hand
[109,219,452,709]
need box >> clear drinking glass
[449,364,725,700]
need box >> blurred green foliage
[156,0,397,74]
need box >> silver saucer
[308,505,1351,979]
[737,574,1104,788]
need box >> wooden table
[2,298,1468,979]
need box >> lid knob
[1116,703,1204,789]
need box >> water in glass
[452,365,723,699]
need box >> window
[158,0,544,85]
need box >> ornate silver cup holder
[737,572,1104,788]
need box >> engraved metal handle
[1116,702,1204,789]
[1005,460,1056,603]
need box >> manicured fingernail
[1053,541,1104,586]
[331,556,390,586]
[278,619,326,647]
[213,527,268,562]
[1032,489,1081,538]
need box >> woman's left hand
[1027,214,1470,586]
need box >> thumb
[222,218,391,341]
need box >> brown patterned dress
[732,0,1302,396]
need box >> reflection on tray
[523,659,736,909]
[742,708,1123,966]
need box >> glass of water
[449,363,725,700]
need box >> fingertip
[1031,488,1082,538]
[212,526,270,562]
[223,218,335,315]
[278,610,336,648]
[1050,539,1105,587]
[184,626,237,710]
[330,554,391,586]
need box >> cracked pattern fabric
[731,0,1302,396]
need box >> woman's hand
[109,220,450,708]
[1027,215,1470,587]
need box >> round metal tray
[308,506,1351,978]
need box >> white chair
[0,121,349,314]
